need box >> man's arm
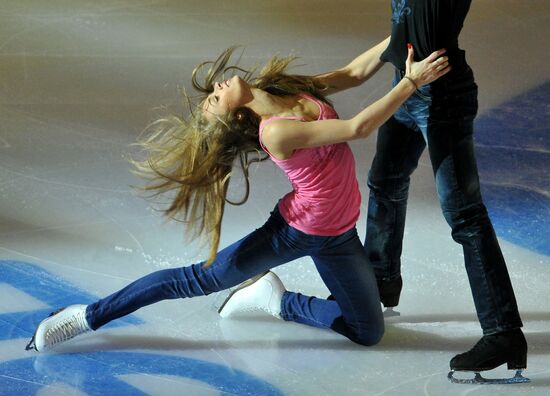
[313,36,390,95]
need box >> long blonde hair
[132,47,329,267]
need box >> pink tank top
[259,93,361,236]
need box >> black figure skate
[448,328,530,385]
[377,276,402,317]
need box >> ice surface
[1,1,548,395]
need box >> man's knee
[441,203,492,236]
[367,174,410,202]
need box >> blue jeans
[87,206,384,346]
[365,69,523,335]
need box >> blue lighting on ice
[0,260,282,395]
[475,82,550,257]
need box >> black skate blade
[24,308,64,352]
[25,335,37,351]
[383,307,400,317]
[448,370,530,385]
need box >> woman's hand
[405,44,451,88]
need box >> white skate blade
[448,369,530,385]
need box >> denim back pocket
[414,84,432,101]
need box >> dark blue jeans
[365,69,523,335]
[87,206,384,346]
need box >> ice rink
[1,1,549,395]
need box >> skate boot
[218,271,285,319]
[377,276,402,317]
[26,304,91,352]
[448,328,530,384]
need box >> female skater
[27,42,449,352]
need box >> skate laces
[45,309,89,347]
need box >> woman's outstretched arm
[313,36,390,95]
[263,46,450,160]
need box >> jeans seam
[316,259,361,332]
[283,312,330,328]
[280,292,328,327]
[445,148,503,334]
[88,283,171,330]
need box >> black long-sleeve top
[381,0,473,80]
